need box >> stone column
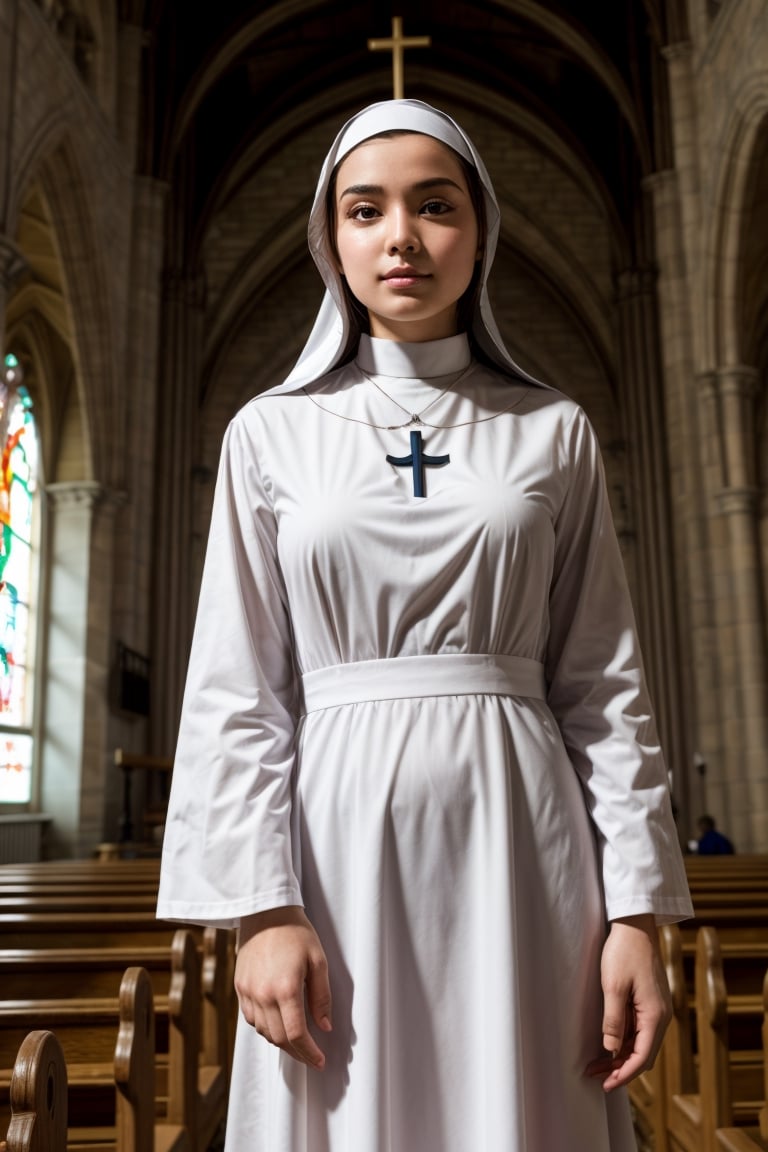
[684,0,713,55]
[42,481,120,857]
[0,234,27,356]
[116,16,144,166]
[661,42,704,350]
[105,174,167,819]
[645,168,722,835]
[0,0,20,233]
[615,267,690,803]
[713,366,768,848]
[150,268,204,756]
[113,178,166,647]
[695,370,738,824]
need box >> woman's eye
[350,204,379,220]
[422,200,451,215]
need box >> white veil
[269,99,543,395]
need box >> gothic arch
[12,126,120,486]
[168,0,647,172]
[4,309,81,488]
[493,0,647,164]
[702,74,768,850]
[495,200,614,386]
[708,76,768,370]
[5,182,86,486]
[201,214,308,396]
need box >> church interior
[0,0,766,858]
[0,2,767,1148]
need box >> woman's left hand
[585,912,671,1091]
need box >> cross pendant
[386,430,450,498]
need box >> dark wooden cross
[387,430,450,497]
[368,16,431,99]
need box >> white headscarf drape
[268,99,543,394]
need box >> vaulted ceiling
[136,1,685,267]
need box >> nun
[157,99,692,1151]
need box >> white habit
[157,332,693,1151]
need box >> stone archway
[6,181,86,485]
[704,87,768,849]
[5,131,120,854]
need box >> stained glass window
[0,352,38,804]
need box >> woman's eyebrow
[338,177,465,199]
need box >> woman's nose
[387,209,419,254]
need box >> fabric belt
[300,653,547,714]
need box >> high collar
[356,334,471,379]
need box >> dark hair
[326,130,487,354]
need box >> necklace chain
[303,363,523,431]
[359,363,473,426]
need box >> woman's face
[333,133,480,343]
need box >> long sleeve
[545,406,692,925]
[157,407,302,926]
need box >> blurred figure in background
[697,814,735,855]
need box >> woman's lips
[382,270,430,287]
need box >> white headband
[267,99,542,395]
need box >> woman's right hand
[234,905,332,1069]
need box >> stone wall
[654,0,768,847]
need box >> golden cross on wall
[368,16,431,99]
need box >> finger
[584,1033,634,1079]
[306,953,333,1032]
[237,992,257,1028]
[623,1005,666,1077]
[242,1000,273,1046]
[601,988,630,1056]
[261,1000,319,1067]
[599,1048,648,1091]
[584,1052,619,1078]
[279,994,327,1068]
[590,1011,661,1090]
[254,1016,274,1046]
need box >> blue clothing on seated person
[698,827,734,855]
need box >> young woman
[157,100,692,1151]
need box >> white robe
[157,333,692,1152]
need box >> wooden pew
[0,894,160,914]
[631,920,768,1152]
[1,1030,67,1152]
[696,927,763,1146]
[0,945,175,999]
[661,927,766,1152]
[0,931,233,1068]
[680,909,768,941]
[686,857,768,880]
[0,861,161,890]
[166,930,227,1152]
[662,921,697,1103]
[0,995,164,1132]
[0,911,191,949]
[48,934,202,1148]
[114,967,190,1152]
[0,859,160,879]
[0,854,159,900]
[0,972,193,1152]
[0,928,233,1143]
[630,923,691,1152]
[715,967,768,1152]
[715,1130,768,1152]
